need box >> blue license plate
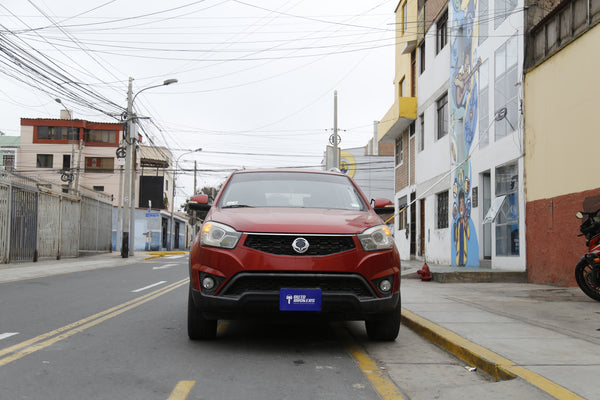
[280,288,322,311]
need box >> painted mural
[450,0,480,267]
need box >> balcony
[377,96,417,143]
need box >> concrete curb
[400,308,516,381]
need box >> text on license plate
[280,288,322,311]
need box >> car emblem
[292,237,310,254]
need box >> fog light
[379,279,392,293]
[202,277,215,290]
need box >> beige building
[18,112,174,209]
[524,0,600,285]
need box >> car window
[218,172,367,211]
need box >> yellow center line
[334,324,407,400]
[167,381,195,400]
[0,278,189,368]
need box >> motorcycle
[575,195,600,301]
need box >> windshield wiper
[222,204,254,208]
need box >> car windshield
[218,172,367,211]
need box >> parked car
[187,169,401,340]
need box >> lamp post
[170,148,202,250]
[121,77,178,258]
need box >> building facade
[379,0,527,271]
[523,0,600,285]
[18,112,188,252]
[0,135,19,171]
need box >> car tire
[365,300,401,341]
[188,287,218,340]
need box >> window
[2,150,15,171]
[419,114,425,152]
[85,157,114,173]
[479,60,489,148]
[419,42,425,74]
[494,0,517,29]
[399,77,406,97]
[494,35,518,141]
[409,122,415,137]
[436,10,448,54]
[36,154,53,168]
[395,135,404,166]
[398,196,408,230]
[436,92,448,140]
[402,2,408,34]
[37,126,78,141]
[495,163,519,256]
[84,129,117,144]
[479,0,489,45]
[62,154,71,171]
[437,191,449,229]
[93,186,105,192]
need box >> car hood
[208,207,383,234]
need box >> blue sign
[146,213,159,217]
[280,288,321,311]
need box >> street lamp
[121,77,178,258]
[170,148,202,250]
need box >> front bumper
[190,274,400,321]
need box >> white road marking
[0,333,19,341]
[153,264,177,270]
[132,281,167,293]
[166,255,186,259]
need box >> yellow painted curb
[401,308,586,400]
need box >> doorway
[162,218,168,249]
[482,171,492,259]
[419,198,425,257]
[410,192,416,256]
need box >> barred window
[437,191,449,229]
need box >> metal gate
[9,185,38,262]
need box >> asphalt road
[0,255,554,400]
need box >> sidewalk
[2,254,598,399]
[0,251,183,283]
[401,263,600,400]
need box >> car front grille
[244,234,355,256]
[219,273,375,298]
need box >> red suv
[187,169,401,340]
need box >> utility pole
[121,77,133,258]
[129,124,137,257]
[333,90,339,169]
[74,129,83,194]
[194,160,197,196]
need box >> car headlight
[358,225,394,251]
[200,221,241,249]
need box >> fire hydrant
[417,262,432,281]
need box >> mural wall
[449,0,480,266]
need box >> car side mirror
[372,198,394,215]
[188,194,212,212]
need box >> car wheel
[365,300,401,341]
[188,287,218,340]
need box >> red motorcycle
[575,195,600,301]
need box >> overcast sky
[0,0,397,207]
